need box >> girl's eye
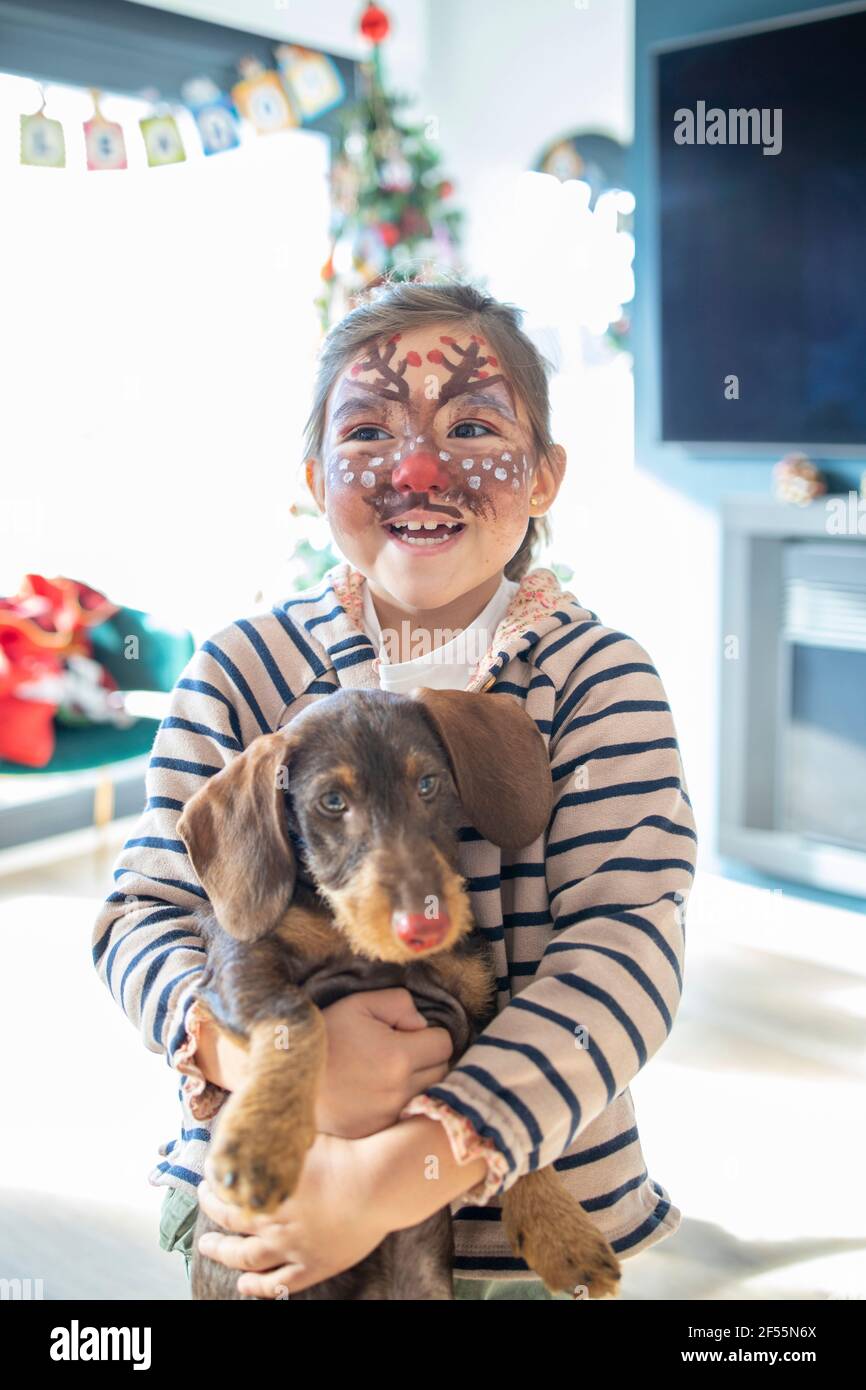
[318,790,348,815]
[418,774,438,799]
[449,420,494,439]
[345,425,391,442]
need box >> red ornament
[426,349,445,364]
[438,180,454,199]
[378,221,400,247]
[359,4,390,44]
[405,350,422,366]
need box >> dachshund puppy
[176,687,621,1300]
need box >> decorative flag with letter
[140,113,186,167]
[20,108,65,167]
[275,44,344,121]
[182,77,240,156]
[232,56,296,134]
[83,90,127,170]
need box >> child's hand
[196,1132,389,1297]
[315,988,453,1138]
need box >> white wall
[418,0,633,271]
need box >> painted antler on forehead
[350,334,420,402]
[428,335,509,405]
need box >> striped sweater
[91,562,697,1279]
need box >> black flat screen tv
[655,4,866,450]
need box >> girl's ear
[529,444,566,516]
[305,456,325,512]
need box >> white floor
[1,823,864,1302]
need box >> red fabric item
[0,574,119,766]
[0,694,57,767]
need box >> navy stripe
[328,633,374,655]
[508,995,616,1099]
[159,716,242,753]
[612,1194,672,1253]
[559,698,671,737]
[549,857,696,899]
[112,870,207,899]
[554,1124,639,1169]
[423,1085,518,1175]
[146,796,184,812]
[120,930,205,1011]
[201,639,271,734]
[467,874,501,892]
[552,662,659,738]
[556,974,648,1068]
[279,583,330,611]
[271,606,327,677]
[333,647,375,672]
[305,604,345,631]
[153,966,204,1051]
[149,755,221,779]
[580,1169,648,1214]
[461,1045,578,1148]
[535,620,599,667]
[236,618,295,706]
[548,814,697,858]
[176,678,243,745]
[500,861,545,880]
[153,1162,202,1187]
[99,904,189,980]
[545,941,675,1029]
[551,775,686,819]
[123,836,186,853]
[552,737,679,781]
[453,1255,530,1272]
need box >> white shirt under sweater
[361,575,519,692]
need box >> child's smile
[311,322,541,609]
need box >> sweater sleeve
[90,630,258,1070]
[405,632,697,1199]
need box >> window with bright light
[0,74,331,642]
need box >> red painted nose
[392,911,451,953]
[391,449,451,494]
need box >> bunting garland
[14,44,347,171]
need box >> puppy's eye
[318,790,348,815]
[418,774,438,799]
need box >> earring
[530,494,539,506]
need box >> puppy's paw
[503,1191,622,1300]
[210,1095,315,1214]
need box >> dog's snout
[392,910,451,953]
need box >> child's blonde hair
[304,276,554,581]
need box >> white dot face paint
[339,457,350,470]
[482,458,493,469]
[394,452,401,461]
[462,459,473,470]
[360,471,375,488]
[512,478,519,490]
[494,467,507,481]
[468,475,481,490]
[501,452,512,462]
[344,472,354,482]
[370,456,384,467]
[439,451,451,461]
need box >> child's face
[307,322,562,610]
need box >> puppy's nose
[392,911,451,952]
[391,449,451,494]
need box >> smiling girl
[93,278,697,1301]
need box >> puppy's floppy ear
[176,729,299,941]
[411,688,553,853]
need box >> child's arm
[401,632,697,1200]
[91,631,261,1073]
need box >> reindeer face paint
[317,322,537,609]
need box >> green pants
[159,1186,570,1301]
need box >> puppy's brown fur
[177,687,621,1301]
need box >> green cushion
[89,607,195,693]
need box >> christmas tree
[316,3,464,331]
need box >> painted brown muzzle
[177,687,553,965]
